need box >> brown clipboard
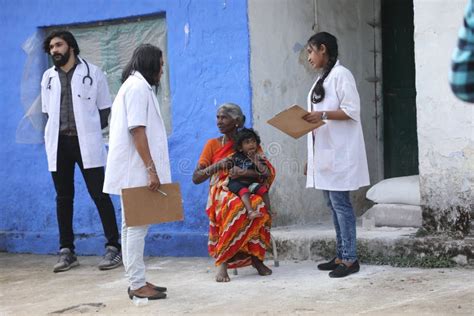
[121,183,184,227]
[267,104,325,139]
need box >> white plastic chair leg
[271,233,279,267]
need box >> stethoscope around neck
[46,58,93,90]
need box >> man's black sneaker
[329,260,360,278]
[53,248,79,273]
[98,246,123,270]
[317,257,340,271]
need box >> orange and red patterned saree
[198,138,276,268]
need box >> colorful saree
[200,138,276,268]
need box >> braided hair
[308,32,338,104]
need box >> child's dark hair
[234,128,261,151]
[307,32,338,104]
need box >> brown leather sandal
[128,285,167,300]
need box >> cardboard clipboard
[267,105,325,139]
[121,183,184,227]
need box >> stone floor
[1,252,473,315]
[271,223,473,266]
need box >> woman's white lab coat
[306,61,370,191]
[103,71,171,195]
[41,57,111,172]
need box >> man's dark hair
[234,128,261,151]
[121,44,163,86]
[43,30,80,56]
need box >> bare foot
[248,210,263,220]
[251,256,272,276]
[215,262,230,282]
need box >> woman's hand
[303,111,322,124]
[192,157,233,184]
[247,150,264,162]
[229,166,245,179]
[250,152,270,179]
[130,126,162,191]
[148,172,161,191]
[216,157,233,170]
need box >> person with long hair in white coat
[303,32,370,278]
[103,44,170,300]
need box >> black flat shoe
[329,260,360,278]
[317,257,340,271]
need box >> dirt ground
[0,253,473,315]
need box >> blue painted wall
[0,0,252,256]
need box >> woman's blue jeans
[322,190,357,262]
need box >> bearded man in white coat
[41,30,121,273]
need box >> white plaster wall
[248,0,382,225]
[413,0,474,211]
[248,0,319,226]
[314,0,382,213]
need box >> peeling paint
[184,22,190,48]
[414,0,473,237]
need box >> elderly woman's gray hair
[217,103,246,128]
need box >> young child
[227,128,273,220]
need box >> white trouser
[121,198,149,290]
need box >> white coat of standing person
[302,32,370,278]
[103,44,171,300]
[41,30,122,273]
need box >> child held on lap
[227,128,273,220]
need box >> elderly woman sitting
[192,103,275,282]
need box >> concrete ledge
[271,224,474,267]
[0,230,209,257]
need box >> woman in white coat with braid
[303,32,370,278]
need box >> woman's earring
[235,124,239,127]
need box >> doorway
[382,0,419,178]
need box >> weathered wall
[413,0,473,235]
[314,0,383,214]
[248,0,381,226]
[0,0,252,255]
[248,0,318,226]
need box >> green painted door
[382,0,419,178]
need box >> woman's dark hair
[234,128,261,151]
[121,44,163,86]
[307,32,338,104]
[43,30,80,56]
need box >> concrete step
[270,223,474,268]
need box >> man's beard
[52,50,71,67]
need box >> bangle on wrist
[146,161,157,175]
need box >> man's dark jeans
[51,135,120,252]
